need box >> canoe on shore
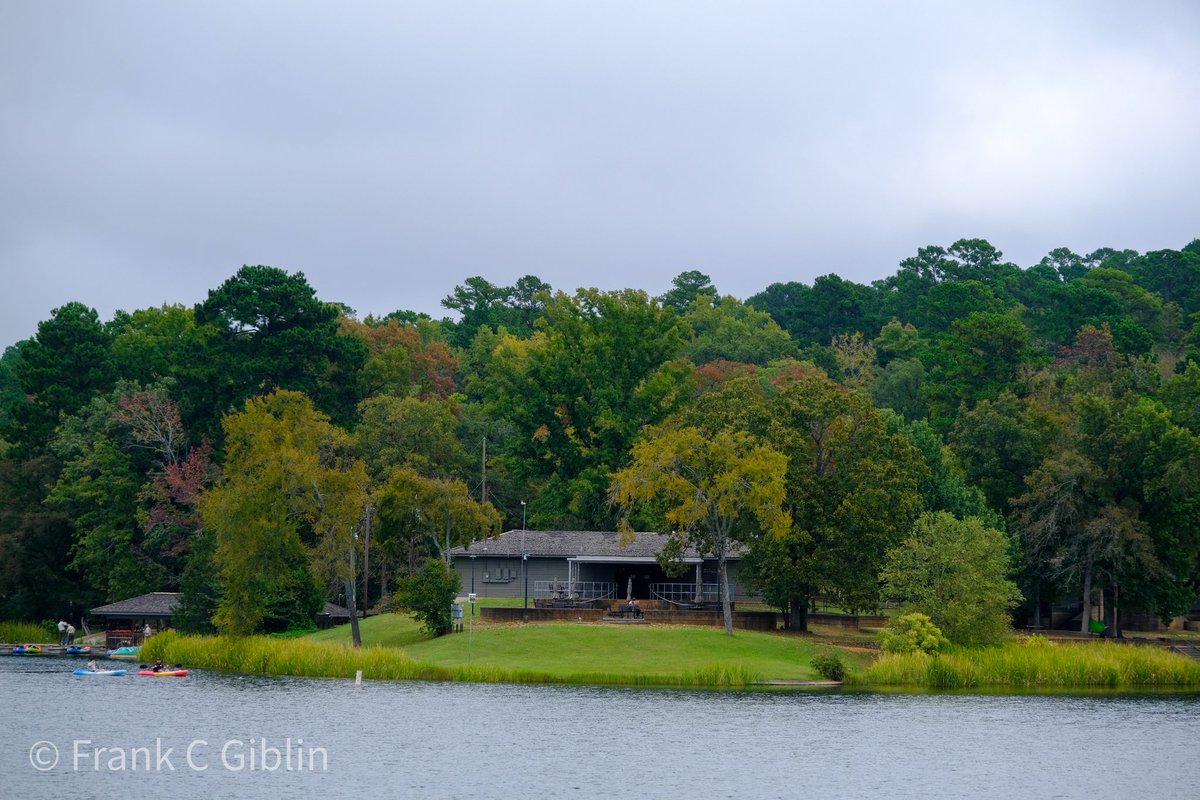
[107,646,140,659]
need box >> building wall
[454,555,571,599]
[453,555,756,601]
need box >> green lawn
[305,612,852,682]
[146,613,1200,690]
[305,613,429,648]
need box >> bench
[668,601,722,612]
[612,605,643,619]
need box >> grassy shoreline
[136,614,1200,691]
[0,621,53,644]
[851,639,1200,689]
[139,630,768,687]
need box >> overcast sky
[2,2,1198,349]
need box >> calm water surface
[2,655,1197,799]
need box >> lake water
[3,655,1198,799]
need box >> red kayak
[137,669,188,677]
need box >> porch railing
[533,581,615,601]
[650,583,721,605]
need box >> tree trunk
[788,596,808,632]
[1032,583,1042,628]
[1079,558,1093,634]
[345,578,362,648]
[719,554,733,636]
[1113,581,1122,638]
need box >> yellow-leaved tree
[610,425,790,635]
[201,390,369,642]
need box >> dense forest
[2,238,1199,636]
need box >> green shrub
[811,651,846,681]
[880,512,1021,647]
[878,612,950,654]
[402,559,461,636]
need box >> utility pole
[481,436,487,504]
[361,501,372,613]
[521,500,527,609]
[347,537,362,648]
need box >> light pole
[521,500,527,609]
[469,554,477,614]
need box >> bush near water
[853,638,1200,689]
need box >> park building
[448,529,753,609]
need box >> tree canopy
[4,236,1199,640]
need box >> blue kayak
[73,668,127,676]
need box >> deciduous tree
[201,390,366,635]
[483,288,691,529]
[881,512,1022,647]
[375,466,502,578]
[611,425,789,635]
[744,373,925,630]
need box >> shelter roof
[90,592,180,618]
[319,602,352,617]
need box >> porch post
[694,563,703,603]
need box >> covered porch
[535,556,722,610]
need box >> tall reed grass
[141,631,762,687]
[851,639,1200,689]
[0,621,52,644]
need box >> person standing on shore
[66,623,75,644]
[58,619,67,645]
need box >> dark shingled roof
[319,602,352,618]
[91,592,180,617]
[450,530,738,560]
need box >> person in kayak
[87,659,99,672]
[151,659,165,672]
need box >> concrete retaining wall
[482,607,606,623]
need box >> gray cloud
[2,1,1198,347]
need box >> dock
[2,643,103,656]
